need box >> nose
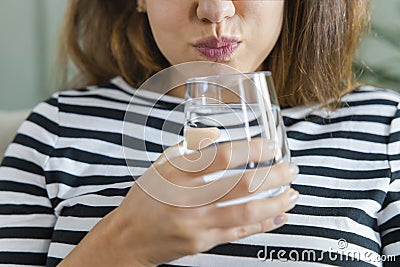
[197,0,236,23]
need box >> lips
[193,37,241,61]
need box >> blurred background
[354,0,400,91]
[0,0,399,111]
[0,0,67,110]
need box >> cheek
[148,13,179,42]
[146,6,190,64]
[146,0,191,41]
[248,3,284,50]
[235,2,283,70]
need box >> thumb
[184,127,221,150]
[154,127,220,169]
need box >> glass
[183,71,290,207]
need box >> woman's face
[143,0,284,73]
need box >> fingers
[204,188,299,229]
[246,163,299,193]
[184,127,221,150]
[197,213,288,253]
[218,214,288,243]
[154,141,183,167]
[154,126,221,170]
[169,138,276,175]
[212,163,298,202]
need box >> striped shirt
[0,76,399,266]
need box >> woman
[0,0,399,266]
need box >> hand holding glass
[184,72,291,207]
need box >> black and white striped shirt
[0,77,399,266]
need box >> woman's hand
[59,135,299,267]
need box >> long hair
[58,0,370,108]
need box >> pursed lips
[193,36,241,61]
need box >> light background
[0,0,399,111]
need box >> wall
[355,0,400,91]
[0,0,67,110]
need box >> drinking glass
[183,71,290,207]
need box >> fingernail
[273,214,287,226]
[289,189,299,205]
[289,164,299,175]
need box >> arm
[379,103,400,266]
[59,138,299,267]
[0,97,59,266]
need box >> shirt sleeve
[378,102,400,266]
[0,95,59,266]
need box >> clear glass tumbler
[184,71,291,207]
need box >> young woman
[0,0,399,266]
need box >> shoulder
[342,85,400,107]
[56,81,134,108]
[48,78,145,123]
[337,85,400,120]
[54,77,180,111]
[285,86,400,120]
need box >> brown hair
[58,0,370,108]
